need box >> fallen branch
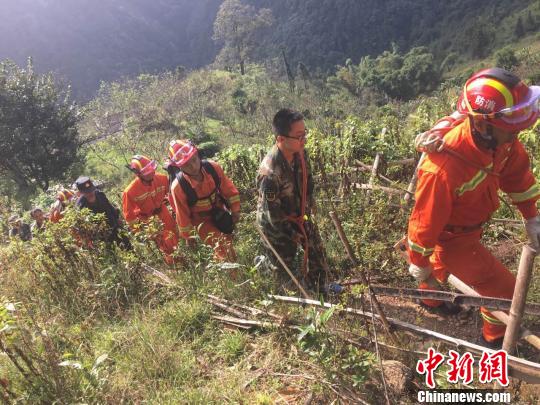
[207,298,247,319]
[140,263,174,285]
[207,294,284,322]
[211,314,285,330]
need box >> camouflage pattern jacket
[256,145,315,237]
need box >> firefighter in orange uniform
[407,68,540,347]
[168,140,240,262]
[122,155,179,264]
[49,189,75,223]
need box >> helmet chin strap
[470,116,498,150]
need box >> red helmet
[168,139,198,167]
[130,155,157,177]
[57,189,75,204]
[457,68,540,132]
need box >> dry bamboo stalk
[403,153,425,203]
[502,245,537,354]
[270,295,540,383]
[207,294,284,322]
[368,152,382,194]
[387,158,416,166]
[211,314,282,329]
[329,211,397,343]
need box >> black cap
[75,176,96,193]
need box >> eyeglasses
[281,128,309,141]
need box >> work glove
[525,216,540,250]
[408,263,432,283]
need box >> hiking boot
[417,300,463,316]
[478,335,504,350]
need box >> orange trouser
[419,229,515,342]
[192,213,236,262]
[156,208,179,256]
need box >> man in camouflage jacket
[256,108,329,290]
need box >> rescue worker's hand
[408,263,432,282]
[414,131,445,153]
[232,211,240,224]
[525,216,540,250]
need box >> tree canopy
[331,46,441,101]
[0,59,81,200]
[213,0,273,74]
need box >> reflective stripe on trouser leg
[481,307,507,342]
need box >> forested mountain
[1,0,539,99]
[0,0,222,99]
[248,0,539,69]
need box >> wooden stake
[329,211,397,343]
[502,245,537,354]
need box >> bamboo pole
[502,245,537,354]
[403,153,425,204]
[329,211,397,343]
[367,152,382,195]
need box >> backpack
[175,160,234,234]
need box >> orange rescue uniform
[408,118,540,342]
[170,160,240,261]
[122,173,179,259]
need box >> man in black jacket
[75,176,131,249]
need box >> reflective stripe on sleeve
[508,183,540,203]
[408,238,435,257]
[455,164,493,197]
